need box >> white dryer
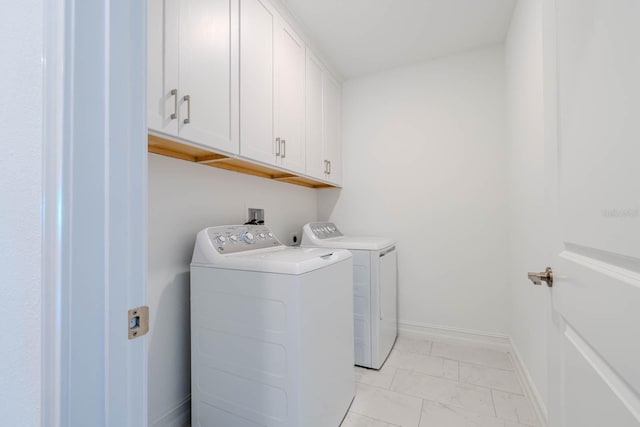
[190,225,354,427]
[302,222,397,370]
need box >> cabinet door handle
[275,137,281,156]
[328,160,331,175]
[281,139,286,159]
[170,89,178,120]
[183,95,191,124]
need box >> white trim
[41,0,66,425]
[150,395,191,427]
[41,0,148,425]
[398,320,511,349]
[509,337,549,427]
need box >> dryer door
[377,246,398,367]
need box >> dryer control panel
[206,225,281,254]
[308,222,343,239]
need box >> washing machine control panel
[309,222,343,239]
[206,225,281,254]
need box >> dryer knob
[242,232,254,244]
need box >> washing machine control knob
[267,232,273,239]
[258,233,265,239]
[242,232,254,244]
[215,235,226,245]
[228,235,238,243]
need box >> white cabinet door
[148,0,238,154]
[179,0,239,154]
[323,73,342,185]
[306,50,342,184]
[305,50,325,180]
[148,0,179,136]
[240,0,276,165]
[274,21,306,173]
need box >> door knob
[527,267,553,287]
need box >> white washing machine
[302,222,398,370]
[190,225,354,427]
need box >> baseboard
[398,320,511,350]
[150,395,191,427]
[509,338,549,427]
[398,320,547,427]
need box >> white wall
[318,46,510,335]
[0,1,43,425]
[505,0,551,416]
[147,154,318,426]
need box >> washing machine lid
[215,246,352,274]
[302,222,395,251]
[191,225,352,274]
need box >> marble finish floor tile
[431,341,513,370]
[492,390,538,426]
[390,369,495,416]
[341,337,540,427]
[341,412,401,427]
[419,400,506,427]
[386,349,459,381]
[393,335,432,355]
[350,384,423,427]
[459,362,522,394]
[355,365,398,389]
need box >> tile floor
[341,335,540,427]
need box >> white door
[274,20,306,173]
[240,0,277,165]
[543,1,640,425]
[179,0,239,154]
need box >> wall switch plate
[247,208,264,223]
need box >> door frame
[41,0,148,425]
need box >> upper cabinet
[148,0,342,188]
[305,50,342,185]
[240,0,306,174]
[148,0,239,154]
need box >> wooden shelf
[148,134,336,189]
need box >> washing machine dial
[228,235,238,244]
[258,232,265,239]
[241,232,254,244]
[267,232,273,239]
[215,235,226,245]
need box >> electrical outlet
[289,232,300,246]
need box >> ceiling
[281,0,517,78]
